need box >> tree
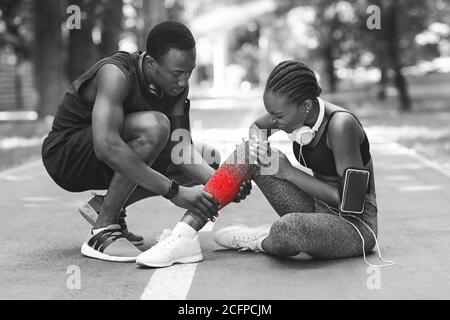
[310,0,366,93]
[355,0,432,111]
[32,0,64,117]
[97,0,124,57]
[136,0,167,49]
[259,0,359,93]
[67,0,125,81]
[67,0,98,82]
[0,0,31,110]
[0,0,30,60]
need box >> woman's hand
[234,180,252,203]
[249,140,292,180]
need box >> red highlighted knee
[203,143,253,208]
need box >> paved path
[1,96,449,300]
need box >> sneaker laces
[153,229,178,250]
[234,235,259,252]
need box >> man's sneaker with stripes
[78,193,144,246]
[81,225,141,262]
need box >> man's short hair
[146,21,196,62]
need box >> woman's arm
[271,112,365,208]
[249,113,278,141]
[328,112,365,177]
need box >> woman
[214,61,379,260]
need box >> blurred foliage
[0,0,449,114]
[0,0,171,116]
[229,22,261,85]
[244,0,449,110]
[0,0,32,61]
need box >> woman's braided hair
[265,60,322,105]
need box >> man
[42,21,249,263]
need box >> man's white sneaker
[214,225,271,252]
[136,230,203,268]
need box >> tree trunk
[324,44,337,93]
[393,63,411,111]
[32,0,64,117]
[377,66,387,100]
[67,0,98,82]
[14,62,24,110]
[386,0,411,111]
[98,0,123,57]
[138,0,167,49]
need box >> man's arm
[92,64,172,195]
[92,65,219,220]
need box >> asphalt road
[1,95,449,300]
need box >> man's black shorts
[42,126,174,192]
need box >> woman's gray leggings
[253,173,378,259]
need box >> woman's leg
[253,169,315,217]
[253,170,376,258]
[261,212,376,258]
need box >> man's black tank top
[47,51,185,141]
[293,111,371,177]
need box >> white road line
[140,264,199,300]
[399,145,450,179]
[140,224,215,300]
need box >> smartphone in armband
[340,168,370,214]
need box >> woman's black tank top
[293,111,371,177]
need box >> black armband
[339,168,370,214]
[170,99,191,131]
[170,99,192,146]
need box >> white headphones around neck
[288,97,325,146]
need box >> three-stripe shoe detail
[87,229,126,253]
[81,225,141,262]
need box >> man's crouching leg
[81,112,170,262]
[95,111,171,229]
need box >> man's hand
[234,180,252,203]
[170,186,220,222]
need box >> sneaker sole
[136,253,204,268]
[79,204,144,246]
[81,242,137,263]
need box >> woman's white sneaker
[214,225,271,252]
[136,230,203,268]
